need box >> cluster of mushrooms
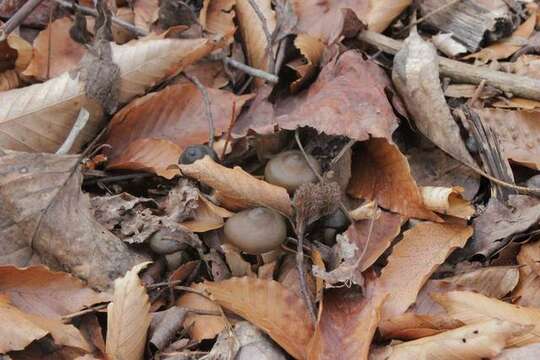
[181,145,349,256]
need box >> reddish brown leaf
[307,289,385,360]
[348,138,440,221]
[199,277,314,359]
[379,312,463,341]
[176,292,226,341]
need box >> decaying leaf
[133,0,159,32]
[372,320,532,360]
[106,82,252,174]
[375,222,472,320]
[0,151,148,289]
[392,31,476,167]
[420,186,475,219]
[378,312,464,340]
[494,343,540,359]
[307,289,386,360]
[149,306,187,351]
[434,291,540,347]
[200,0,237,42]
[3,32,32,73]
[199,277,315,359]
[367,0,413,32]
[181,194,233,232]
[414,266,520,315]
[106,262,152,360]
[513,240,540,307]
[470,195,540,257]
[474,108,540,170]
[176,292,226,341]
[0,266,109,318]
[180,156,293,216]
[348,138,440,221]
[289,34,325,92]
[22,17,87,80]
[0,69,20,91]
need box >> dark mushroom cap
[224,207,287,254]
[264,150,320,192]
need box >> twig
[0,0,45,40]
[330,139,356,167]
[56,108,90,155]
[62,303,108,320]
[222,56,279,83]
[398,0,462,34]
[221,102,236,160]
[84,172,152,185]
[54,0,148,37]
[274,37,289,74]
[357,30,540,101]
[184,73,215,147]
[247,0,275,73]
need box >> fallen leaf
[345,210,403,272]
[420,186,475,219]
[0,151,148,289]
[367,0,413,32]
[470,195,540,257]
[434,291,540,346]
[392,31,476,167]
[149,306,187,351]
[465,7,537,63]
[0,0,54,27]
[414,266,520,315]
[182,194,233,232]
[0,69,20,91]
[379,312,463,340]
[133,0,159,32]
[183,59,230,89]
[348,138,440,221]
[106,82,252,174]
[474,108,540,170]
[179,156,293,216]
[176,292,225,341]
[307,288,386,360]
[494,343,540,359]
[375,222,472,320]
[0,266,109,318]
[372,320,532,360]
[235,0,276,84]
[200,0,237,42]
[106,262,152,360]
[0,37,217,153]
[289,34,325,92]
[4,33,32,73]
[200,277,315,359]
[512,241,540,307]
[22,17,87,80]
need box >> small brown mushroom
[264,150,320,192]
[223,207,287,254]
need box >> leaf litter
[1,0,540,359]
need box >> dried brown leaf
[513,241,540,307]
[180,156,293,216]
[367,0,412,32]
[133,0,159,32]
[307,289,386,360]
[433,291,540,346]
[392,31,476,166]
[176,292,226,341]
[106,262,152,360]
[289,34,324,92]
[199,277,315,359]
[182,194,233,232]
[0,69,20,91]
[375,222,472,320]
[379,312,464,341]
[0,151,148,289]
[348,138,440,221]
[372,320,532,360]
[200,0,236,42]
[420,186,475,219]
[22,17,86,80]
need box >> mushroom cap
[264,150,320,192]
[224,207,287,254]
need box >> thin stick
[247,0,275,73]
[0,0,45,40]
[222,56,279,83]
[398,0,462,34]
[184,73,215,147]
[357,30,540,101]
[295,224,317,323]
[46,3,53,79]
[62,303,108,320]
[54,0,148,37]
[56,108,90,155]
[221,102,236,160]
[330,139,356,166]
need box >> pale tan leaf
[415,266,520,315]
[372,320,532,360]
[465,6,537,63]
[513,241,540,307]
[181,194,233,232]
[199,277,315,360]
[289,34,324,92]
[0,266,109,318]
[375,222,472,320]
[106,262,152,360]
[379,312,464,340]
[494,343,540,359]
[0,69,20,91]
[22,17,86,80]
[433,291,540,346]
[176,292,226,341]
[235,0,276,85]
[367,0,412,32]
[348,138,440,221]
[179,156,293,216]
[5,33,32,72]
[133,0,159,32]
[200,0,236,41]
[420,186,475,219]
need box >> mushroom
[264,150,320,192]
[179,144,218,164]
[223,207,287,254]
